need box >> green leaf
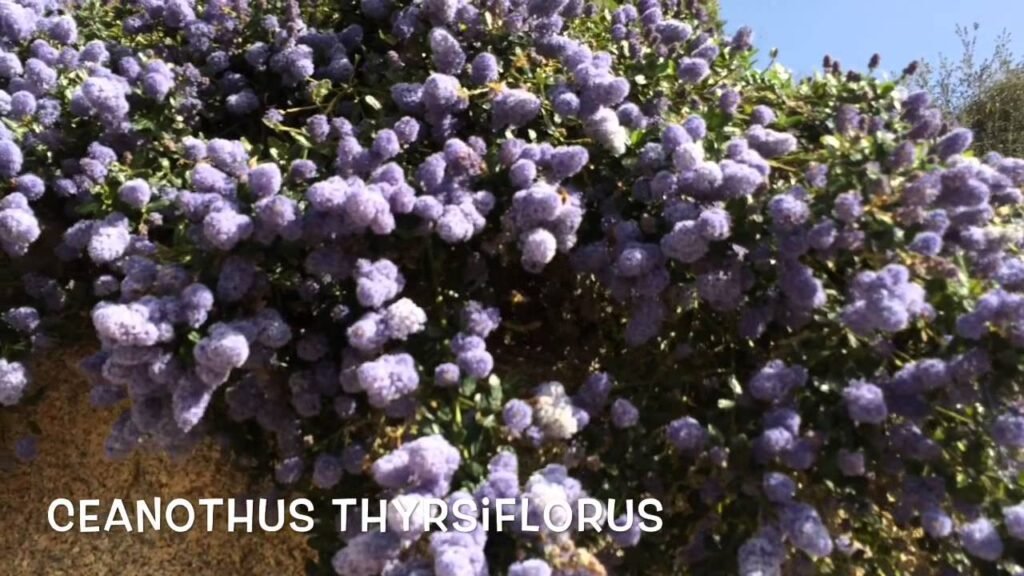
[727,376,743,396]
[310,79,333,105]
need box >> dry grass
[0,348,314,575]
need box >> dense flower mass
[2,0,1024,574]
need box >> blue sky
[719,0,1024,77]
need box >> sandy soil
[0,347,314,575]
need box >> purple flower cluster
[957,289,1024,346]
[431,300,501,390]
[0,191,40,257]
[500,142,588,272]
[372,434,461,497]
[842,265,932,336]
[842,380,888,424]
[503,381,585,445]
[0,358,29,406]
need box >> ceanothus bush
[1,0,1024,574]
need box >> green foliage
[915,23,1024,157]
[962,70,1024,158]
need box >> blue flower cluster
[434,300,500,387]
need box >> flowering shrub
[2,0,1024,573]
